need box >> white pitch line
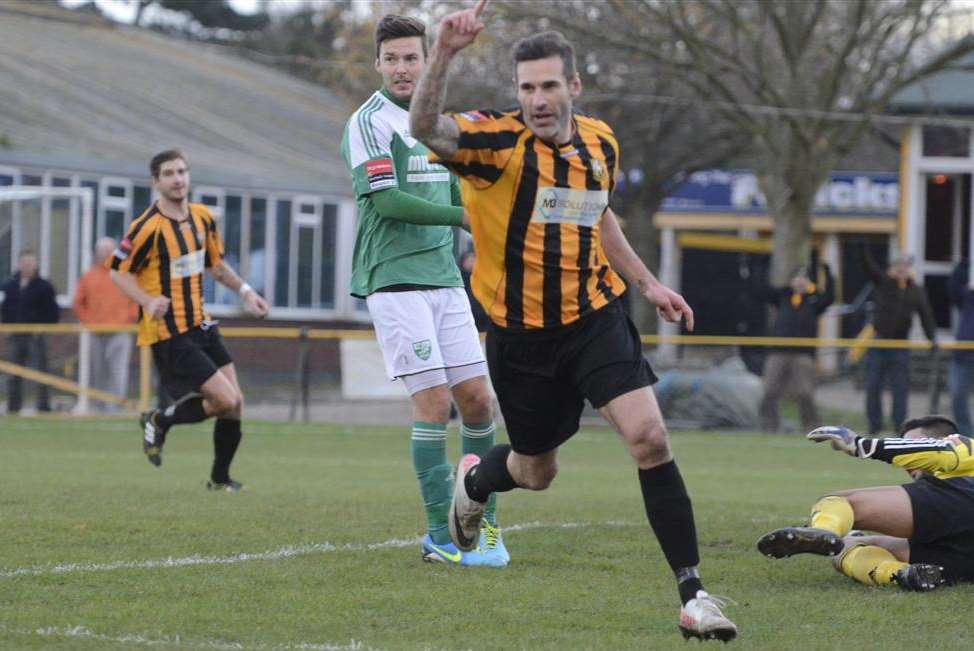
[0,623,377,651]
[0,520,637,580]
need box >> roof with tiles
[0,1,353,195]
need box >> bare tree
[226,0,746,329]
[494,1,744,329]
[527,0,974,284]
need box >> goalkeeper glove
[807,425,860,456]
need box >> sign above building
[661,169,898,217]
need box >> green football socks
[411,422,452,545]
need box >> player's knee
[521,461,558,490]
[227,393,243,419]
[413,392,452,424]
[211,391,240,418]
[461,387,492,422]
[629,417,669,450]
[429,396,453,423]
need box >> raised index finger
[474,0,489,18]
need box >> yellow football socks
[809,496,854,536]
[839,544,907,586]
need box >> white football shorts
[366,287,487,391]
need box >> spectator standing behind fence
[757,263,834,433]
[73,237,138,411]
[948,260,974,436]
[1,250,59,414]
[861,244,937,435]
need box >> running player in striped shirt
[758,416,974,591]
[110,149,268,491]
[410,1,736,640]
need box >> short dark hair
[898,416,959,438]
[513,31,577,80]
[374,14,426,58]
[150,149,187,179]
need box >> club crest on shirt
[413,339,432,361]
[591,159,606,183]
[460,111,487,122]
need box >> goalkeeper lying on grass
[757,416,974,591]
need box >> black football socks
[464,443,518,503]
[638,460,705,604]
[211,418,242,484]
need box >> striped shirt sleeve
[603,133,620,196]
[110,215,156,274]
[432,110,522,189]
[344,99,398,197]
[202,208,224,269]
[859,435,974,474]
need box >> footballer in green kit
[340,14,507,567]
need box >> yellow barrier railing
[0,323,963,414]
[0,323,965,347]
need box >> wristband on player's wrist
[238,282,253,298]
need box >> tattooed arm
[409,0,488,159]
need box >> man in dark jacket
[1,250,60,413]
[862,246,937,435]
[949,260,974,436]
[758,263,835,432]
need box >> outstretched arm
[601,208,694,331]
[409,0,488,159]
[371,188,465,227]
[808,426,974,475]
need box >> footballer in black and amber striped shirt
[110,149,268,490]
[410,3,736,641]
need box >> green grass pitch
[1,416,971,650]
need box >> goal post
[0,185,99,413]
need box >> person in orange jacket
[73,237,138,411]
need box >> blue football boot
[477,522,510,567]
[421,534,496,567]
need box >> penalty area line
[0,520,638,580]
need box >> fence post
[289,327,311,423]
[76,329,91,414]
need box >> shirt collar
[380,86,409,110]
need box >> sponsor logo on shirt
[406,155,450,183]
[531,187,609,227]
[365,157,396,191]
[459,111,487,122]
[171,249,205,279]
